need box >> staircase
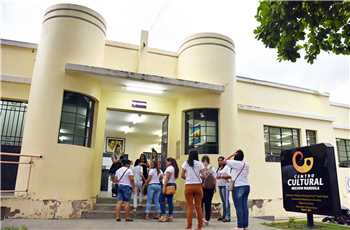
[82,197,220,219]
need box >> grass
[1,226,27,230]
[263,219,349,229]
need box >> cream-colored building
[1,4,349,219]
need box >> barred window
[58,92,95,147]
[185,109,218,154]
[0,100,27,146]
[336,138,350,168]
[306,130,317,146]
[264,125,300,162]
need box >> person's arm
[181,169,186,180]
[129,175,135,192]
[225,152,237,161]
[162,172,171,194]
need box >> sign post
[281,143,341,228]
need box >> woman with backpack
[201,155,217,226]
[144,160,163,219]
[114,159,135,222]
[226,149,250,230]
[159,157,179,222]
[181,150,205,230]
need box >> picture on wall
[105,137,125,156]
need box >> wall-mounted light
[125,83,165,95]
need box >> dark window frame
[0,99,28,147]
[58,91,95,147]
[264,125,300,162]
[306,130,317,146]
[184,108,219,155]
[336,138,350,168]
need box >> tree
[254,1,350,64]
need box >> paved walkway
[1,218,276,230]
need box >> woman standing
[181,150,204,230]
[114,159,135,222]
[159,157,179,222]
[225,150,250,230]
[133,159,144,208]
[201,155,216,226]
[216,156,231,222]
[144,160,163,219]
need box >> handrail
[0,152,42,158]
[0,152,43,195]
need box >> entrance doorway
[100,109,168,197]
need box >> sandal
[115,218,121,222]
[125,218,134,222]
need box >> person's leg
[154,185,161,217]
[206,188,215,222]
[145,184,155,216]
[167,195,174,217]
[133,187,137,208]
[194,185,204,229]
[242,186,250,228]
[225,186,231,221]
[115,201,122,220]
[185,185,194,229]
[159,191,166,216]
[233,187,245,229]
[218,187,225,219]
[138,183,143,203]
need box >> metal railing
[0,152,42,194]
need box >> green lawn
[1,226,27,230]
[263,220,349,230]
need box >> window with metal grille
[58,92,95,147]
[336,138,350,168]
[264,125,300,162]
[0,100,27,147]
[185,109,219,155]
[306,130,317,146]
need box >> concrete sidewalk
[1,218,276,230]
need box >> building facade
[1,3,349,219]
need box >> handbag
[164,183,176,195]
[229,162,245,191]
[202,167,216,189]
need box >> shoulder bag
[229,162,245,192]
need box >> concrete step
[95,203,184,212]
[81,210,188,219]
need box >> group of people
[109,149,250,230]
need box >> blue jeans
[145,183,161,214]
[160,192,174,216]
[219,186,230,220]
[233,185,250,228]
[117,184,132,202]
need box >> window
[336,138,350,168]
[185,109,218,154]
[0,100,27,146]
[264,125,300,162]
[58,92,95,147]
[306,130,317,146]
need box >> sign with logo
[281,143,341,216]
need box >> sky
[1,0,349,104]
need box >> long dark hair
[152,160,161,175]
[217,156,225,171]
[140,153,147,163]
[134,159,141,166]
[167,157,179,179]
[234,149,244,161]
[188,150,199,167]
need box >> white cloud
[1,0,349,104]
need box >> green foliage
[1,226,27,230]
[288,217,297,228]
[263,220,349,229]
[254,1,350,64]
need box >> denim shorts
[117,184,132,202]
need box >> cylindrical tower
[16,3,106,203]
[177,33,237,156]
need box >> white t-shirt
[227,160,249,187]
[133,165,143,184]
[115,166,134,187]
[216,165,231,187]
[148,168,163,184]
[164,165,176,184]
[182,160,204,184]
